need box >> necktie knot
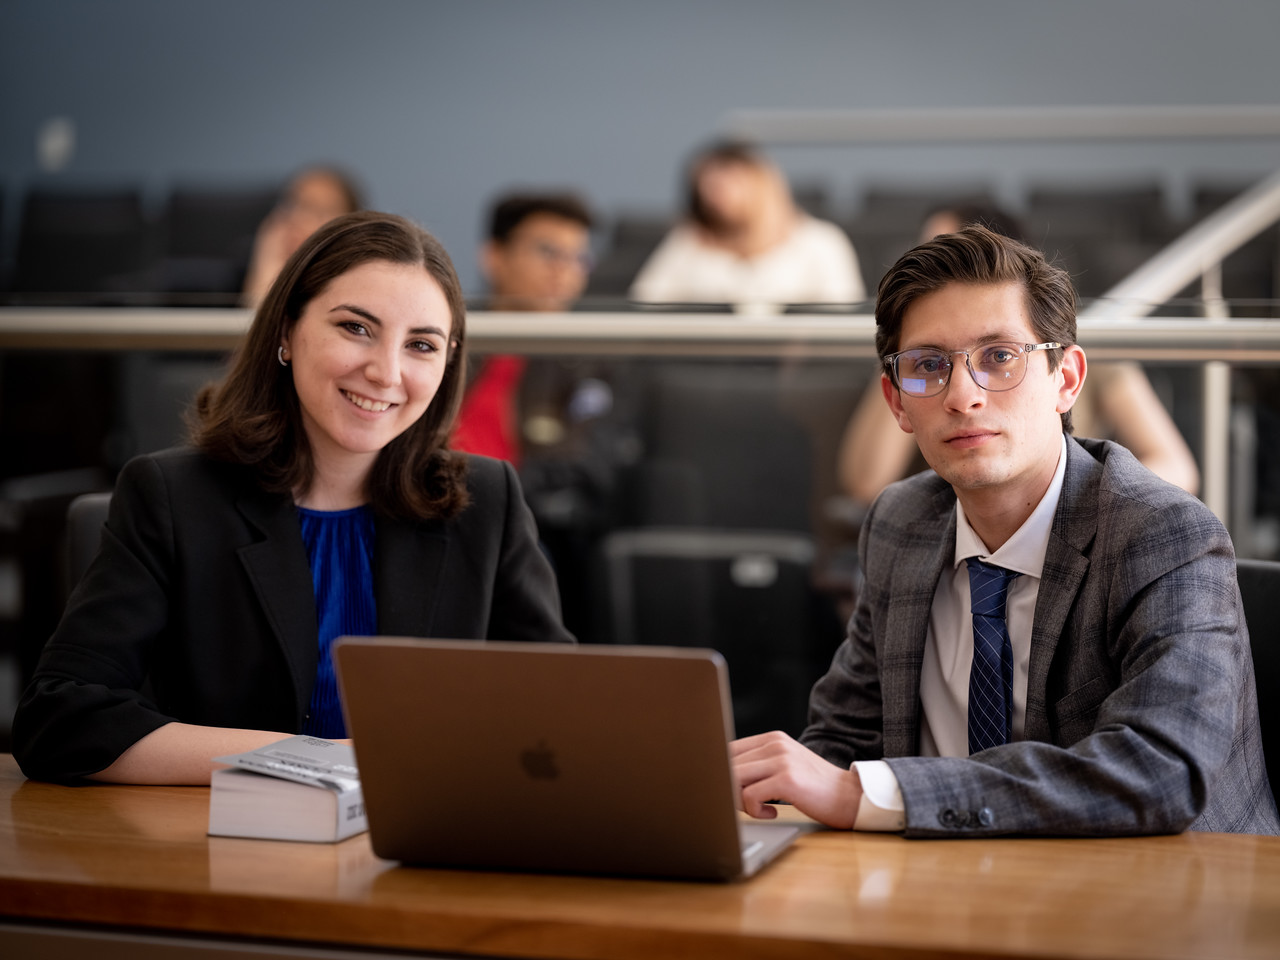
[967,558,1020,618]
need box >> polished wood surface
[2,754,1279,960]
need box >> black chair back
[1237,558,1280,792]
[13,189,149,295]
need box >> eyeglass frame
[883,340,1063,398]
[514,237,595,272]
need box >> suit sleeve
[12,455,179,780]
[799,496,888,764]
[889,495,1263,837]
[486,459,576,644]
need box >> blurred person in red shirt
[452,192,594,464]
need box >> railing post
[1201,265,1231,526]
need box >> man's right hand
[730,730,862,829]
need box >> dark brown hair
[191,211,470,520]
[487,191,593,242]
[875,224,1078,432]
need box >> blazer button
[978,807,994,827]
[939,809,960,828]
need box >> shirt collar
[954,433,1068,579]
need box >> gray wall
[3,0,1280,291]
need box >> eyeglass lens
[529,240,593,270]
[896,343,1027,397]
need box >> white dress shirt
[852,434,1069,830]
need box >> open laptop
[334,638,801,881]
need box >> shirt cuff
[852,760,906,831]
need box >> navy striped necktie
[966,558,1020,754]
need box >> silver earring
[277,346,289,367]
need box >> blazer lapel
[374,515,450,636]
[236,491,317,727]
[881,483,957,757]
[1024,438,1097,741]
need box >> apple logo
[520,739,559,780]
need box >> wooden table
[2,754,1279,960]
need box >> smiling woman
[13,212,575,785]
[282,260,455,509]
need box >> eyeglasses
[522,239,594,271]
[884,341,1061,398]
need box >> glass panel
[4,301,1280,738]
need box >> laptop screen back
[334,638,768,880]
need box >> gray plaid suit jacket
[802,437,1280,837]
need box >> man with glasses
[455,191,634,640]
[453,191,595,464]
[732,225,1278,836]
[480,192,595,314]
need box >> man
[480,192,595,313]
[452,192,594,463]
[733,225,1278,837]
[454,192,633,641]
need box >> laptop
[334,637,801,881]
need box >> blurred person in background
[242,166,363,308]
[454,191,640,641]
[452,191,596,464]
[480,192,595,313]
[630,141,865,308]
[838,202,1199,508]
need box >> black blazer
[14,447,573,781]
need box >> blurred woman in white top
[630,142,865,310]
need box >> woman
[242,166,363,308]
[14,211,573,785]
[629,141,865,308]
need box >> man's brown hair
[191,211,470,519]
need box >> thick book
[208,735,366,843]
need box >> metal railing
[721,105,1280,144]
[1079,168,1280,521]
[3,307,1280,357]
[721,102,1280,526]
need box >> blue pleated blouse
[296,504,376,739]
